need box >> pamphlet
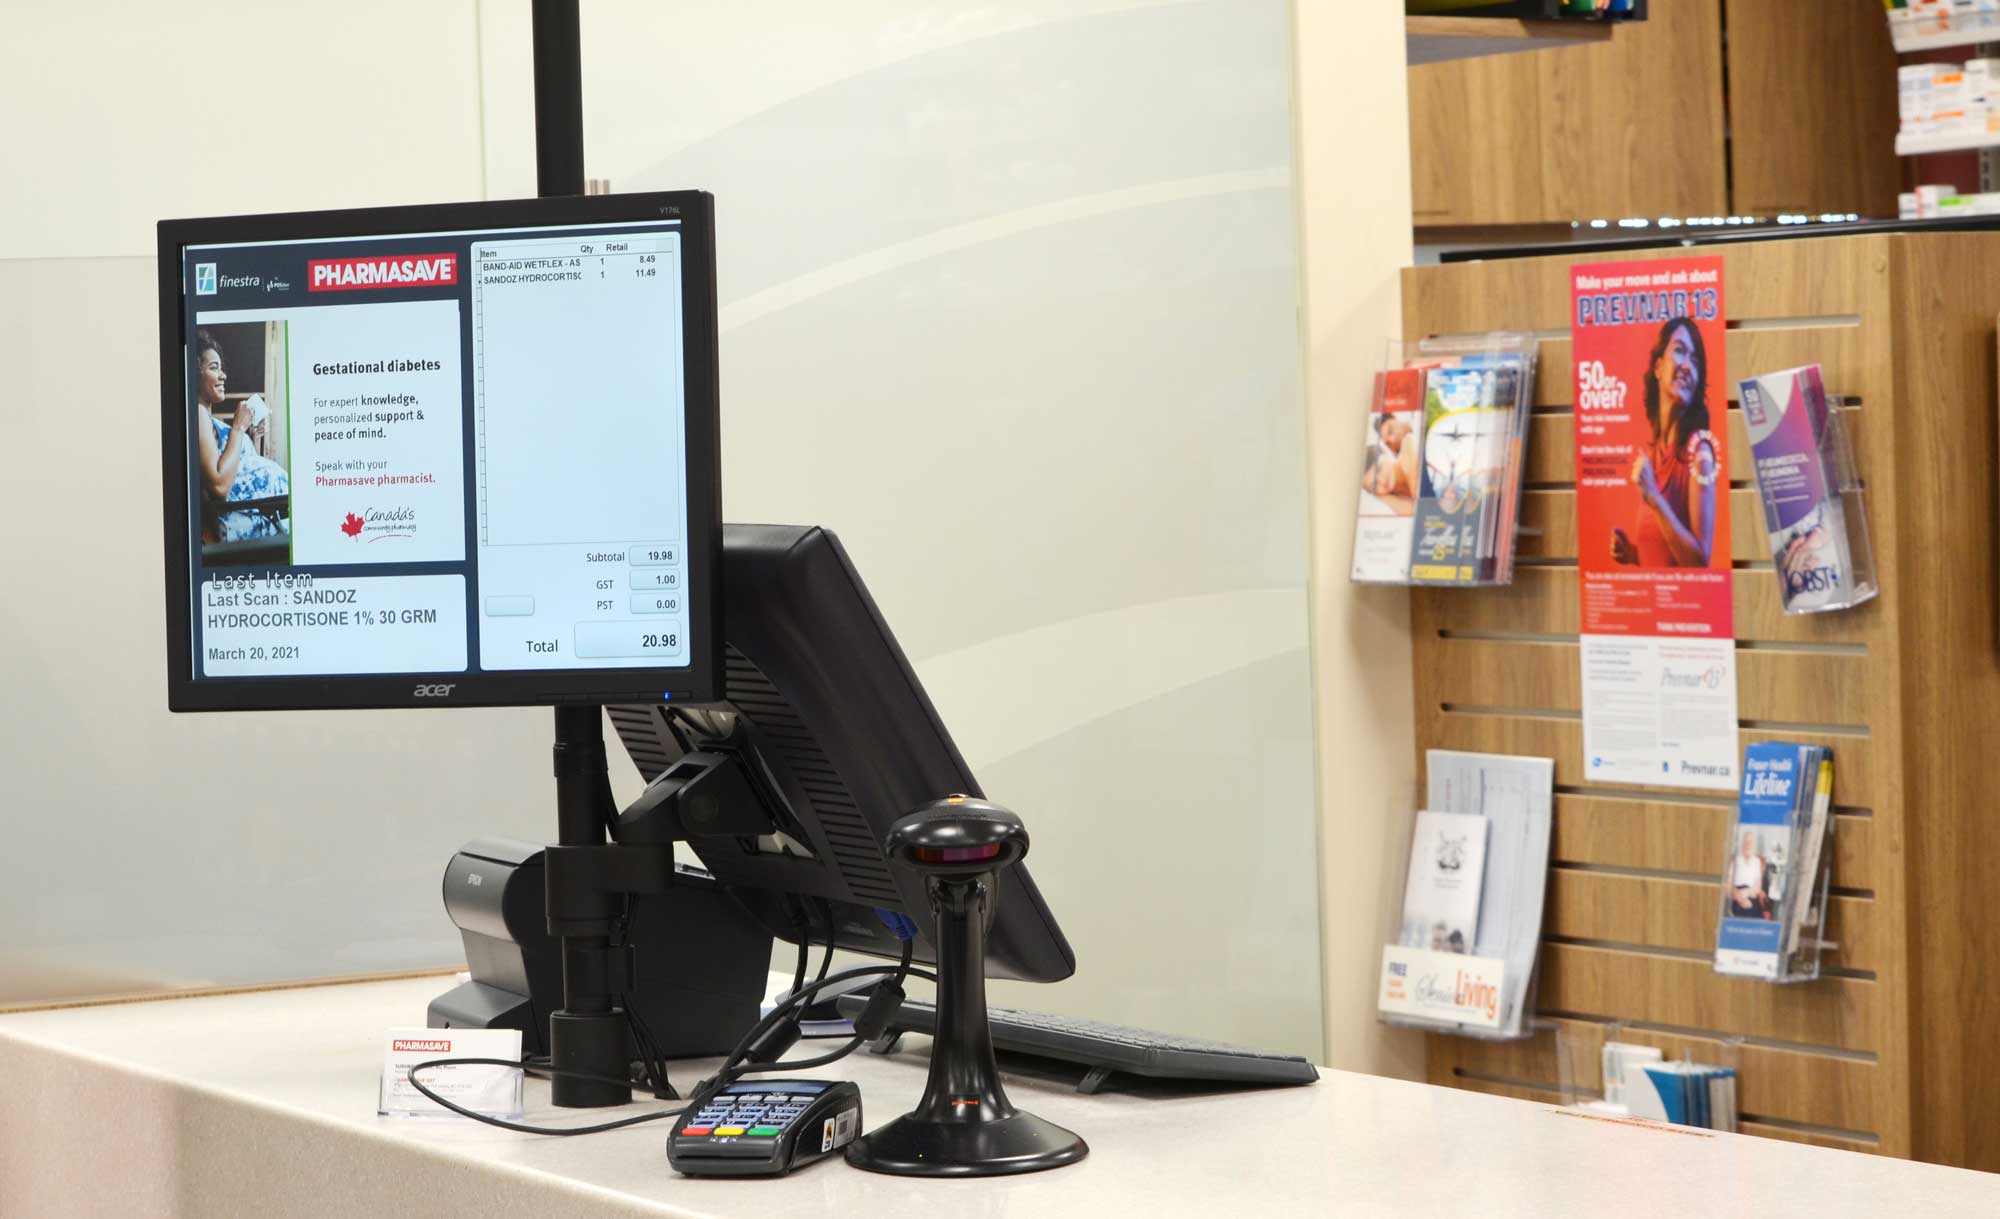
[1600,1041,1662,1108]
[1783,755,1835,962]
[1422,750,1553,1038]
[1409,361,1524,585]
[1351,333,1536,587]
[1713,742,1833,980]
[1624,1061,1737,1132]
[1352,368,1426,583]
[1398,810,1490,953]
[378,1026,523,1118]
[1739,364,1878,613]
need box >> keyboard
[835,993,1318,1093]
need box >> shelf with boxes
[1887,0,2000,54]
[1895,56,2000,156]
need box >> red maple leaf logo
[341,513,365,538]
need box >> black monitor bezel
[157,192,723,712]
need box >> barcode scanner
[845,796,1088,1177]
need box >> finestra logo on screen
[308,254,458,292]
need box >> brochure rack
[1721,836,1837,985]
[1554,1022,1743,1132]
[1351,333,1537,588]
[1713,743,1840,985]
[1376,752,1552,1041]
[1737,383,1878,615]
[1401,231,2000,1170]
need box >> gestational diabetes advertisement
[1571,256,1739,792]
[185,223,693,681]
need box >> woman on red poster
[1610,317,1718,568]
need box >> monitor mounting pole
[533,0,585,198]
[545,705,643,1107]
[534,0,628,1108]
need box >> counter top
[3,976,1997,1218]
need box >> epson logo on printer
[392,1039,453,1053]
[413,683,456,698]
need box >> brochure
[1409,360,1524,586]
[1398,810,1490,953]
[1352,367,1426,583]
[1378,753,1552,1039]
[1714,741,1835,981]
[1423,750,1553,1037]
[1738,364,1878,614]
[1351,333,1536,588]
[1625,1061,1737,1132]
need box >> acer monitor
[156,192,722,711]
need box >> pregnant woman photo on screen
[194,327,290,544]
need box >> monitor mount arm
[543,705,776,1107]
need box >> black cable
[686,961,935,1113]
[604,895,674,1098]
[410,958,935,1139]
[405,1058,687,1136]
[730,1034,866,1074]
[789,906,810,1002]
[623,995,676,1099]
[813,899,836,986]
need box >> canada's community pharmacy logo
[194,263,217,295]
[340,508,417,542]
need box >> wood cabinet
[1725,0,1900,216]
[1410,2,1899,224]
[1403,231,2000,1169]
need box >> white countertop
[2,976,1997,1218]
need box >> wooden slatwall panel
[1402,236,1912,1159]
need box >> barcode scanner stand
[845,797,1089,1177]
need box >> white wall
[0,0,487,259]
[479,0,1328,1056]
[0,1,558,1003]
[0,0,1339,1065]
[1293,3,1425,1079]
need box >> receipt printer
[427,837,771,1058]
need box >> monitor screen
[157,194,721,710]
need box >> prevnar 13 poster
[1571,256,1739,791]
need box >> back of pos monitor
[607,524,1075,984]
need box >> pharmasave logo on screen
[308,254,457,291]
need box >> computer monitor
[156,193,722,710]
[607,524,1076,984]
